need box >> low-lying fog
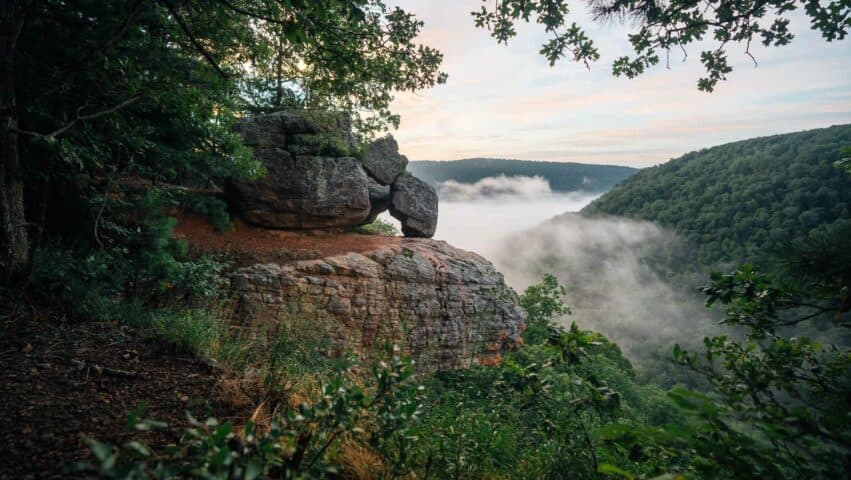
[383,174,718,383]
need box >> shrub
[75,348,422,479]
[27,189,228,320]
[355,219,399,236]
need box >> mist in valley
[410,175,723,383]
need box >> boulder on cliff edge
[228,111,371,229]
[389,173,438,237]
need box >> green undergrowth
[355,218,399,236]
[70,269,692,479]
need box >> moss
[287,133,353,157]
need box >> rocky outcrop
[228,111,370,229]
[389,174,438,237]
[228,110,439,238]
[228,239,525,371]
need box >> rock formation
[228,110,438,237]
[201,109,523,370]
[389,173,438,237]
[228,111,370,229]
[227,237,526,371]
[361,135,408,185]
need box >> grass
[123,301,353,405]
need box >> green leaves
[519,273,572,345]
[474,0,851,91]
[78,346,426,478]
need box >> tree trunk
[0,1,28,280]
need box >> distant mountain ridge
[582,124,851,266]
[408,158,638,193]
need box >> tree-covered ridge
[582,124,851,266]
[408,158,637,192]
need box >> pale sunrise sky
[386,1,851,167]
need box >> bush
[27,189,228,320]
[355,219,399,236]
[75,348,422,479]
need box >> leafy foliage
[473,0,851,91]
[354,218,399,236]
[76,349,423,479]
[605,266,851,479]
[408,276,680,479]
[27,190,226,320]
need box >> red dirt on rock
[173,214,404,264]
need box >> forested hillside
[409,158,637,192]
[582,125,851,266]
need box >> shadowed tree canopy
[0,0,445,278]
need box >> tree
[473,0,851,91]
[0,0,445,280]
[605,265,850,478]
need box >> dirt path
[0,308,249,479]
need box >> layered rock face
[227,111,438,237]
[228,238,526,371]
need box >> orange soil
[173,214,404,263]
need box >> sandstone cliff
[175,217,526,371]
[201,110,524,370]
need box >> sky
[387,1,851,167]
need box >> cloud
[437,175,553,201]
[386,2,851,166]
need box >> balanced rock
[389,173,438,237]
[229,239,526,370]
[362,135,408,185]
[228,111,370,229]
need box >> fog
[383,175,719,382]
[492,214,716,372]
[437,174,554,201]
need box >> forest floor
[0,217,403,478]
[0,305,251,479]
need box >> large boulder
[389,173,438,237]
[229,153,371,229]
[362,136,408,185]
[228,112,370,229]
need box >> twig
[14,94,143,139]
[160,0,229,78]
[93,173,115,248]
[745,37,757,67]
[56,356,139,378]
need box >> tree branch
[214,0,290,25]
[160,0,228,78]
[13,93,142,139]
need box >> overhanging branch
[14,93,143,139]
[160,0,229,79]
